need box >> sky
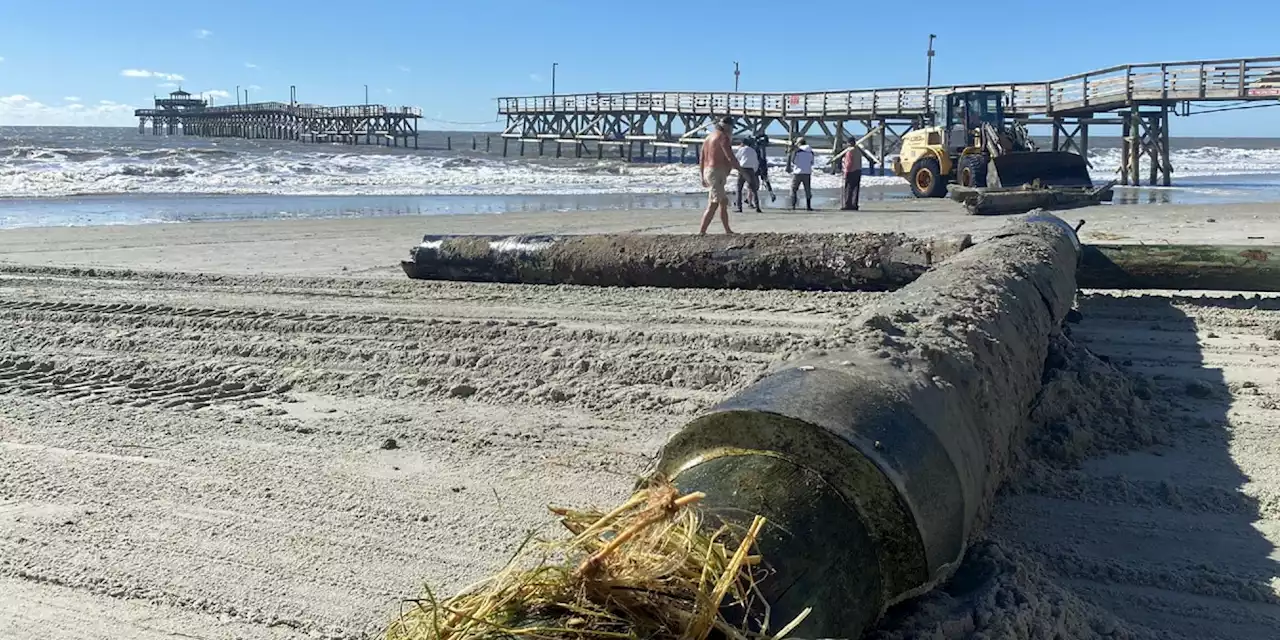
[1,0,1278,135]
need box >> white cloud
[64,96,81,102]
[385,88,394,94]
[529,73,543,82]
[0,57,5,63]
[195,28,213,39]
[201,89,231,99]
[398,65,410,72]
[245,62,258,69]
[0,94,137,126]
[158,82,180,89]
[121,69,185,82]
[247,84,261,91]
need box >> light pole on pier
[244,88,249,105]
[924,34,937,122]
[364,84,369,105]
[552,62,558,97]
[734,61,740,92]
[235,85,240,106]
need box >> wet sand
[0,200,1277,278]
[1,201,1278,639]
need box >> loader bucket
[990,151,1093,189]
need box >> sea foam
[4,140,1280,198]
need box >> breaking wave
[3,138,1280,198]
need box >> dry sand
[1,200,1278,639]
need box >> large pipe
[1079,243,1280,291]
[401,232,972,292]
[653,212,1082,637]
[403,233,1279,293]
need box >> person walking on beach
[838,138,863,211]
[788,138,815,211]
[699,116,742,235]
[734,138,762,213]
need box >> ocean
[3,126,1280,229]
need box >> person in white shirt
[733,138,762,213]
[788,138,816,211]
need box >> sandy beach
[1,200,1279,277]
[1,201,1279,639]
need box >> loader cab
[942,90,1005,152]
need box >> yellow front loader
[892,90,1093,198]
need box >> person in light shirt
[788,138,815,211]
[733,138,762,213]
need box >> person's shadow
[871,292,1280,639]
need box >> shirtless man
[698,116,742,235]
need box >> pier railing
[136,102,423,119]
[497,56,1280,118]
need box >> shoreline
[2,172,1280,230]
[1,201,1277,278]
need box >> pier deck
[135,94,422,148]
[496,56,1280,186]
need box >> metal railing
[134,102,423,119]
[497,56,1280,118]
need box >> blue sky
[1,0,1278,135]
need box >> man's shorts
[704,166,731,204]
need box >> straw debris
[386,480,807,640]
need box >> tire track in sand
[0,270,873,639]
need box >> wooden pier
[496,56,1280,186]
[135,90,422,148]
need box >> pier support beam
[1119,107,1173,187]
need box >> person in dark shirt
[837,138,863,211]
[751,134,775,202]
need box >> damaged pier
[497,56,1280,186]
[134,89,422,147]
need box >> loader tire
[958,153,989,188]
[909,156,947,198]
